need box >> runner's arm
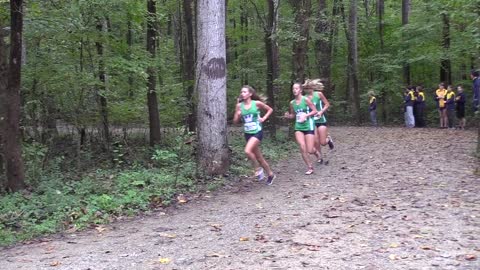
[256,101,273,123]
[232,103,242,124]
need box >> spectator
[368,91,377,127]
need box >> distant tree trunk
[127,17,134,99]
[2,0,26,191]
[347,0,361,124]
[264,0,280,139]
[95,18,110,150]
[240,3,249,85]
[377,0,387,123]
[402,0,410,85]
[147,0,162,146]
[315,0,334,97]
[196,0,230,176]
[440,12,451,85]
[291,0,312,83]
[0,28,6,187]
[182,0,196,132]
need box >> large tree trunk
[2,0,26,192]
[440,12,451,85]
[291,0,312,83]
[265,0,280,139]
[401,0,410,85]
[182,0,196,132]
[147,0,162,146]
[196,0,230,176]
[347,0,361,124]
[95,18,110,151]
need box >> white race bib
[244,122,258,132]
[296,112,306,123]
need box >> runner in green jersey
[233,85,276,185]
[284,83,318,175]
[303,79,335,164]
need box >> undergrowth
[0,129,296,246]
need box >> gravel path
[1,127,479,270]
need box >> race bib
[296,112,306,123]
[244,122,258,132]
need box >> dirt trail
[1,127,479,270]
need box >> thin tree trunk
[127,17,134,99]
[291,0,312,83]
[347,0,361,125]
[315,0,334,97]
[196,0,230,176]
[440,12,451,85]
[265,0,280,139]
[147,0,162,146]
[2,0,26,191]
[402,0,410,85]
[377,0,387,123]
[240,3,249,85]
[182,0,196,132]
[95,18,110,151]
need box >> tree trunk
[2,0,26,192]
[196,0,230,176]
[377,0,387,123]
[240,3,249,85]
[127,17,134,99]
[265,0,280,139]
[182,0,196,132]
[95,18,110,151]
[347,0,361,124]
[401,0,410,85]
[291,0,312,83]
[315,0,334,97]
[147,0,162,146]
[440,12,451,85]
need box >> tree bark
[440,12,451,85]
[291,0,312,83]
[347,0,361,124]
[264,0,280,139]
[95,18,110,150]
[182,0,196,132]
[401,0,410,85]
[147,0,162,146]
[196,0,230,176]
[2,0,26,192]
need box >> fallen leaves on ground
[177,194,188,203]
[157,258,171,264]
[49,261,61,267]
[239,237,249,241]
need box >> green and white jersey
[311,92,327,124]
[241,100,262,134]
[290,96,315,131]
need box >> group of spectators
[368,69,480,128]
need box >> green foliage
[0,168,194,246]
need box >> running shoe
[255,168,265,181]
[305,167,314,175]
[266,174,276,185]
[317,158,324,164]
[327,135,334,150]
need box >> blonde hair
[303,79,324,91]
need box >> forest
[0,0,479,247]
